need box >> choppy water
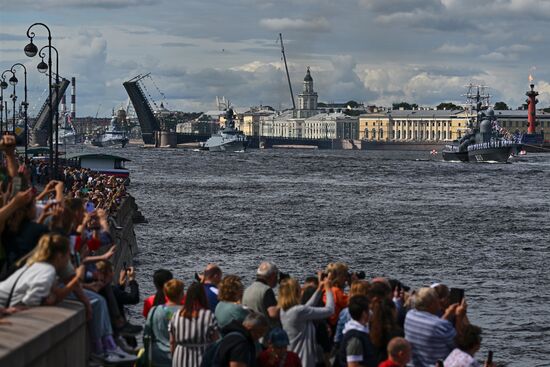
[87,145,550,366]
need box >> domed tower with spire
[296,67,318,118]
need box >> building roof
[305,111,356,121]
[304,67,313,82]
[494,110,550,118]
[65,153,130,162]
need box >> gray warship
[91,110,129,148]
[204,108,247,152]
[442,86,517,163]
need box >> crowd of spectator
[0,135,139,365]
[139,260,496,367]
[0,134,496,367]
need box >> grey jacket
[280,289,335,367]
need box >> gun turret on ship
[442,86,517,163]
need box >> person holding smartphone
[444,324,496,367]
[404,287,469,367]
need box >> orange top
[323,286,348,327]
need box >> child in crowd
[378,337,411,367]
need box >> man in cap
[242,261,280,329]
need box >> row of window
[363,120,550,129]
[364,129,451,140]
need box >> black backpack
[200,331,246,367]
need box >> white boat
[65,153,130,178]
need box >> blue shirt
[404,309,456,367]
[204,283,219,312]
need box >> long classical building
[359,109,550,142]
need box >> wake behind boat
[203,108,247,152]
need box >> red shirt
[142,294,184,318]
[323,286,349,327]
[378,359,402,367]
[257,350,302,367]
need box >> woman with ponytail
[368,297,403,363]
[0,233,84,308]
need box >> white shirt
[0,262,57,307]
[444,348,481,367]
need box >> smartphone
[435,360,444,367]
[487,350,493,364]
[12,176,22,196]
[86,201,95,213]
[194,272,201,282]
[449,287,465,304]
[123,262,128,272]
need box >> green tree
[494,101,509,110]
[436,102,461,110]
[346,100,359,108]
[343,109,361,116]
[392,102,418,110]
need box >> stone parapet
[0,301,86,367]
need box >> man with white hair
[242,261,281,329]
[404,287,468,367]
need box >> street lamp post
[0,76,6,134]
[9,73,18,134]
[25,22,53,179]
[1,70,16,135]
[11,63,28,160]
[38,45,60,176]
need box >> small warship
[442,86,517,163]
[91,110,129,148]
[203,108,247,152]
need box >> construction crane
[278,33,296,110]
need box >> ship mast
[279,33,296,110]
[463,83,490,129]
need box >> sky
[1,0,550,117]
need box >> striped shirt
[169,308,218,367]
[404,309,456,367]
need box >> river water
[95,145,549,366]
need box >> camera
[278,271,290,283]
[389,279,410,292]
[348,270,366,280]
[88,215,101,230]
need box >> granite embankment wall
[0,195,141,367]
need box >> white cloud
[535,81,550,106]
[435,42,485,54]
[480,52,514,62]
[259,17,330,32]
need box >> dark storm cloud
[0,0,158,9]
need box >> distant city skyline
[1,0,550,116]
